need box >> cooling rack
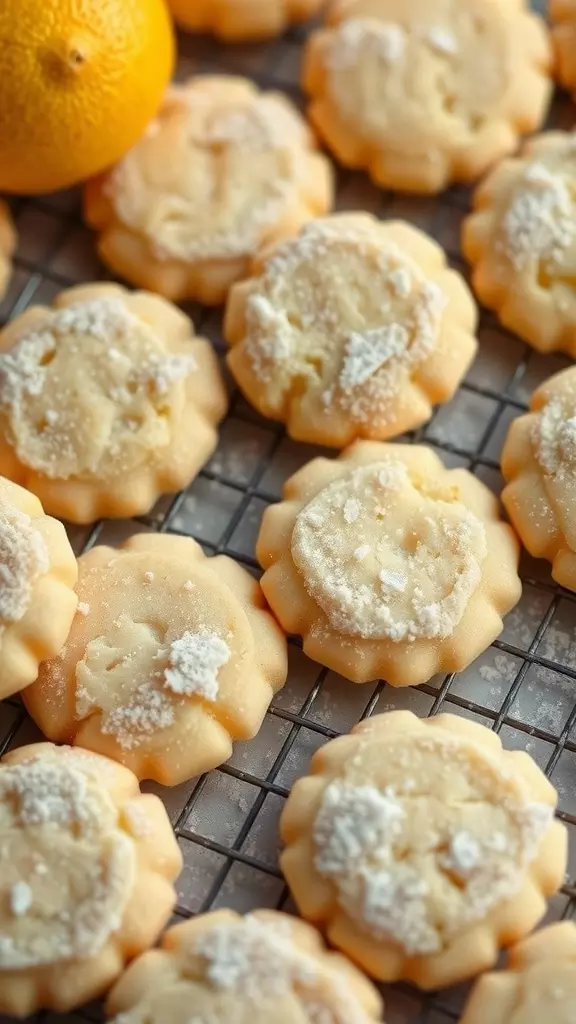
[2,6,576,1022]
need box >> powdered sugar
[291,461,487,641]
[99,683,176,751]
[0,501,49,626]
[534,397,576,476]
[426,27,458,55]
[163,630,231,702]
[190,914,372,1023]
[9,881,32,917]
[501,162,576,270]
[327,18,406,71]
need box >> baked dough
[0,475,77,699]
[280,711,567,990]
[460,922,576,1024]
[0,282,227,523]
[501,364,576,592]
[464,131,576,355]
[0,741,181,1016]
[0,200,15,300]
[106,909,384,1023]
[551,0,576,97]
[24,533,288,786]
[84,77,334,305]
[303,0,552,193]
[257,441,521,685]
[168,0,325,40]
[225,214,477,446]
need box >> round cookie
[302,0,552,194]
[501,365,576,592]
[225,214,478,447]
[256,441,521,685]
[0,742,182,1017]
[463,131,576,356]
[0,475,77,699]
[106,909,384,1023]
[460,922,576,1024]
[0,282,227,523]
[280,711,567,990]
[551,0,576,98]
[168,0,325,40]
[24,533,288,786]
[0,200,15,300]
[84,76,334,305]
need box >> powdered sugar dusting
[163,630,231,701]
[327,18,406,71]
[534,397,576,477]
[291,461,487,641]
[99,683,176,751]
[312,735,554,955]
[190,914,372,1023]
[0,501,49,626]
[501,162,576,270]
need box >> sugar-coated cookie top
[0,297,196,482]
[226,215,477,446]
[280,712,567,988]
[107,909,384,1023]
[109,78,317,262]
[0,492,48,628]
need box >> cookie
[0,475,77,699]
[551,0,576,97]
[24,533,288,786]
[0,200,15,300]
[225,215,477,446]
[0,742,182,1016]
[84,77,334,305]
[303,0,552,194]
[501,365,576,592]
[256,442,521,685]
[0,282,227,523]
[280,710,567,990]
[460,921,576,1024]
[463,131,576,356]
[168,0,325,41]
[106,909,384,1023]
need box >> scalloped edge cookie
[168,0,326,40]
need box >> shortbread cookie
[501,365,576,591]
[303,0,552,193]
[84,77,333,305]
[0,282,227,523]
[460,922,576,1024]
[0,742,182,1016]
[280,711,567,990]
[463,131,576,355]
[0,200,15,299]
[169,0,325,40]
[24,533,288,786]
[257,442,521,685]
[0,476,77,699]
[551,0,576,97]
[106,909,384,1023]
[225,215,477,446]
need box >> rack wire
[2,7,576,1022]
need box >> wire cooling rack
[3,7,576,1023]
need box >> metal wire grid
[3,10,576,1024]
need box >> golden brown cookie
[280,711,567,990]
[0,475,77,699]
[0,742,182,1017]
[257,442,521,685]
[460,922,576,1024]
[225,214,477,446]
[168,0,325,40]
[84,77,334,305]
[0,282,227,523]
[0,200,15,300]
[303,0,552,193]
[463,131,576,355]
[501,365,576,592]
[24,533,288,786]
[551,0,576,97]
[106,909,384,1023]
